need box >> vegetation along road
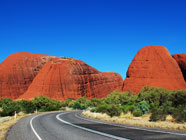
[5,111,186,140]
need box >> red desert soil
[20,58,123,100]
[123,45,186,93]
[0,52,55,99]
[172,54,186,82]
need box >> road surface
[5,111,186,140]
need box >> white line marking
[30,114,44,140]
[56,112,129,140]
[76,112,186,136]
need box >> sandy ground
[83,111,186,132]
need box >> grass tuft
[83,111,186,131]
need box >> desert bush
[133,109,142,117]
[72,102,88,110]
[171,90,186,107]
[76,97,89,104]
[138,86,171,105]
[121,103,137,113]
[119,91,136,105]
[80,104,88,110]
[90,108,96,112]
[105,104,121,117]
[90,98,103,107]
[64,98,75,107]
[17,100,36,114]
[172,105,186,123]
[0,98,13,107]
[68,100,76,108]
[61,101,67,107]
[96,104,109,113]
[0,101,21,116]
[137,101,150,115]
[150,105,167,122]
[105,90,121,104]
[32,96,61,112]
[72,102,81,109]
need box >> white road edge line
[56,112,129,140]
[30,114,44,140]
[76,112,186,136]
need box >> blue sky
[0,0,186,78]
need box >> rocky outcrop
[172,54,186,82]
[20,58,123,100]
[123,46,186,93]
[0,52,55,99]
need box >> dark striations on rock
[0,52,55,99]
[123,45,186,93]
[172,54,186,82]
[20,58,123,100]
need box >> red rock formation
[172,54,186,82]
[0,52,55,99]
[123,46,186,93]
[20,58,123,100]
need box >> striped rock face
[123,45,186,93]
[20,58,123,100]
[172,54,186,82]
[0,52,55,99]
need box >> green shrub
[17,100,36,114]
[119,91,136,105]
[72,102,81,109]
[105,90,121,104]
[90,98,103,107]
[1,101,21,116]
[32,96,61,112]
[76,97,88,104]
[61,101,67,107]
[172,105,186,123]
[106,104,121,117]
[137,101,150,115]
[133,109,142,117]
[138,86,171,105]
[121,103,137,113]
[171,90,186,107]
[68,100,75,108]
[65,98,75,107]
[0,98,13,107]
[150,106,166,122]
[80,104,88,110]
[90,108,96,112]
[96,104,109,113]
[72,102,88,110]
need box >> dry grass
[0,113,31,140]
[83,111,186,131]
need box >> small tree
[0,98,13,107]
[137,101,150,115]
[150,105,166,122]
[172,105,186,123]
[90,98,102,107]
[133,109,142,117]
[106,104,121,117]
[96,104,108,113]
[17,100,36,114]
[72,102,81,109]
[76,97,88,104]
[80,104,88,110]
[1,102,21,116]
[121,102,137,113]
[32,96,61,112]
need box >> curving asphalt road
[5,111,186,140]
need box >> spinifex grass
[83,111,186,131]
